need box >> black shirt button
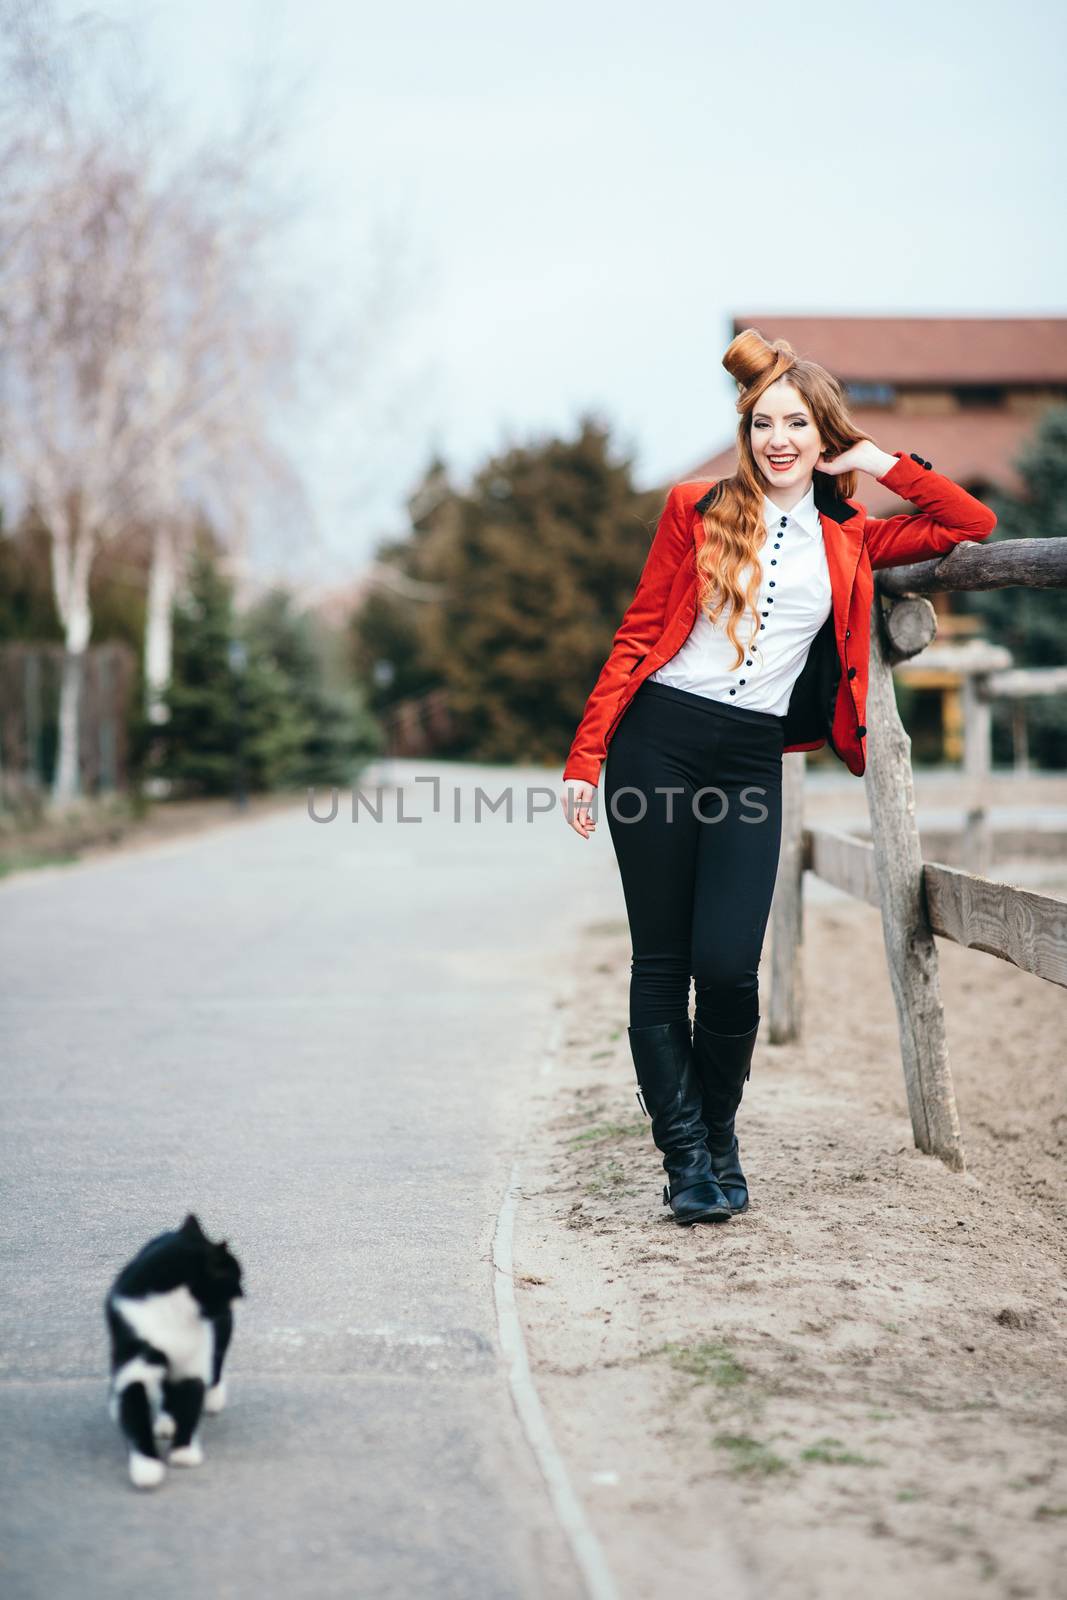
[729,688,737,695]
[771,559,777,565]
[857,724,867,737]
[780,516,787,525]
[910,452,923,464]
[848,666,857,679]
[923,459,932,469]
[845,629,851,639]
[746,659,752,665]
[769,580,776,586]
[739,678,746,685]
[760,623,766,630]
[774,542,780,548]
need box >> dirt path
[513,896,1067,1600]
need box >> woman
[559,328,996,1226]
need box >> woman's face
[749,379,824,492]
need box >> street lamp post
[228,638,248,810]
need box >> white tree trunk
[145,522,178,725]
[50,528,94,806]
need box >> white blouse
[648,482,833,714]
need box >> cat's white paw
[168,1439,204,1468]
[204,1380,227,1415]
[129,1452,165,1489]
[153,1411,176,1438]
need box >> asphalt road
[0,761,615,1600]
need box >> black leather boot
[627,1020,732,1225]
[691,1016,760,1214]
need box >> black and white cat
[105,1213,244,1489]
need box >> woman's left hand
[818,439,898,479]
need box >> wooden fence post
[768,751,806,1044]
[864,596,967,1171]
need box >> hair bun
[723,327,797,390]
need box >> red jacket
[562,451,997,786]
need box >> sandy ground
[513,873,1067,1599]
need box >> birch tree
[0,4,321,799]
[2,1,420,803]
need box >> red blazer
[562,451,997,786]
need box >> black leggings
[604,679,786,1033]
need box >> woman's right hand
[561,780,597,839]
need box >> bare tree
[0,2,414,801]
[0,6,303,798]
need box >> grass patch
[568,1119,646,1147]
[713,1433,789,1477]
[583,1160,638,1196]
[800,1435,882,1467]
[896,1488,921,1502]
[662,1340,747,1390]
[0,848,81,877]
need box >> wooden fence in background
[0,642,137,803]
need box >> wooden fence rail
[803,825,1067,985]
[770,535,1067,1174]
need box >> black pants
[604,679,786,1033]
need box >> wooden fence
[769,537,1067,1172]
[0,642,137,804]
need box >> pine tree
[421,414,661,765]
[152,527,246,795]
[244,588,381,786]
[961,406,1067,768]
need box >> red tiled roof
[730,315,1067,386]
[688,407,1038,514]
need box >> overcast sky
[57,0,1067,585]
